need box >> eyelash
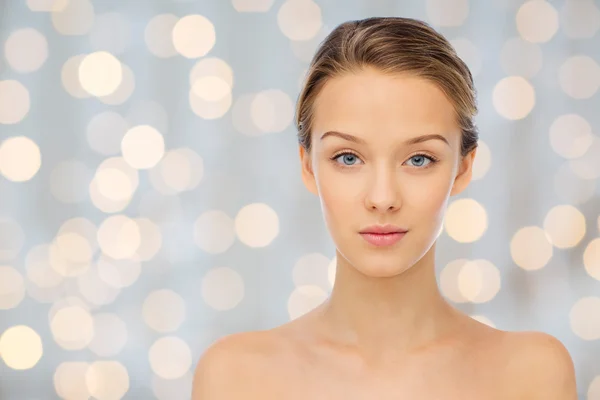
[329,151,439,170]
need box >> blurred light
[201,267,244,311]
[0,325,43,370]
[121,125,165,170]
[86,111,130,156]
[492,76,536,120]
[77,265,121,307]
[98,63,135,105]
[97,254,141,289]
[250,89,294,134]
[189,87,232,119]
[54,362,90,399]
[560,0,600,39]
[232,0,275,12]
[145,14,179,58]
[86,360,130,399]
[235,203,280,247]
[516,0,559,43]
[471,139,491,180]
[500,37,543,78]
[88,313,128,357]
[54,231,93,264]
[148,337,193,379]
[287,285,327,320]
[232,94,264,136]
[27,0,68,12]
[50,160,92,203]
[193,210,236,254]
[559,55,600,99]
[150,148,204,194]
[61,54,92,99]
[4,28,48,73]
[457,259,501,303]
[470,315,496,328]
[97,215,141,260]
[277,0,322,41]
[549,114,594,159]
[78,51,123,97]
[292,253,330,292]
[0,80,31,124]
[588,376,600,399]
[152,372,193,400]
[0,136,41,182]
[584,238,600,282]
[172,15,216,59]
[0,217,25,261]
[89,12,131,55]
[328,256,336,288]
[511,226,553,270]
[440,258,471,303]
[192,76,230,102]
[449,38,482,77]
[426,0,469,27]
[51,0,94,36]
[543,204,586,249]
[0,266,25,309]
[50,305,94,350]
[444,198,488,243]
[89,157,139,213]
[570,296,600,340]
[143,289,186,333]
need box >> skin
[192,67,578,399]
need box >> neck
[312,242,465,364]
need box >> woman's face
[299,68,476,277]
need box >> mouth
[359,231,407,247]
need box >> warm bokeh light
[0,80,31,124]
[143,289,186,333]
[232,0,275,12]
[98,63,135,105]
[570,296,600,340]
[568,136,600,180]
[444,198,488,243]
[145,14,179,58]
[86,360,130,399]
[287,285,328,320]
[293,252,331,292]
[457,259,501,303]
[560,0,600,39]
[471,139,491,180]
[543,204,586,249]
[61,54,92,98]
[516,0,559,43]
[0,136,41,182]
[54,362,90,399]
[88,313,128,357]
[97,215,141,260]
[172,14,216,59]
[87,111,130,155]
[148,336,193,379]
[0,325,43,370]
[97,254,141,289]
[78,51,123,97]
[27,0,68,12]
[201,267,244,311]
[549,114,594,159]
[121,125,165,170]
[584,238,600,282]
[511,226,553,270]
[235,203,280,247]
[559,55,600,99]
[426,0,469,27]
[277,0,322,40]
[50,305,94,350]
[250,89,295,134]
[193,210,236,254]
[51,0,94,36]
[4,28,48,73]
[492,76,536,120]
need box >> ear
[450,146,477,197]
[299,145,318,196]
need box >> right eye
[331,151,363,167]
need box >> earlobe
[299,145,318,196]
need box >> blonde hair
[295,17,479,157]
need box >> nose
[364,166,401,212]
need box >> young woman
[193,17,578,399]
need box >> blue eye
[406,154,433,167]
[333,152,362,166]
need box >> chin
[352,257,414,278]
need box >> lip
[359,224,408,234]
[360,231,406,247]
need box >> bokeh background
[0,0,599,398]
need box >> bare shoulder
[499,330,578,399]
[191,330,282,399]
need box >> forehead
[312,68,459,139]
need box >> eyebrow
[320,131,450,147]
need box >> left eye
[334,152,362,166]
[406,154,432,167]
